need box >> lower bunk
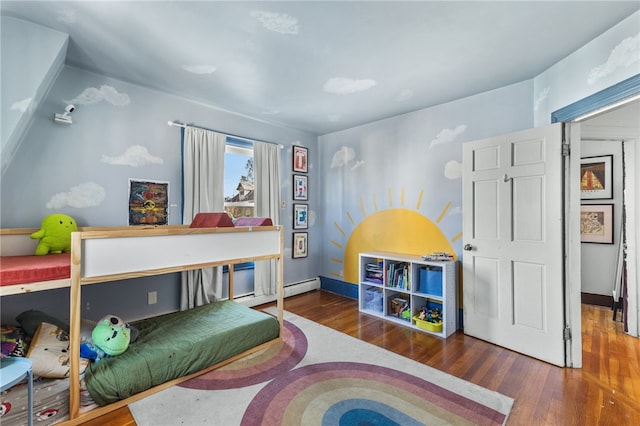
[1,301,280,425]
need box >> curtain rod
[167,120,282,148]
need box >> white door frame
[566,123,583,367]
[552,78,640,366]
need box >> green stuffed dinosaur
[30,213,78,255]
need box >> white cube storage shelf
[359,252,458,338]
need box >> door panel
[473,181,499,239]
[513,261,545,330]
[463,123,565,366]
[513,177,544,241]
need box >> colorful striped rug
[129,310,513,425]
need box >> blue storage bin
[419,267,442,296]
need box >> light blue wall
[534,11,640,125]
[1,16,68,175]
[318,81,533,281]
[0,62,319,324]
[317,11,639,285]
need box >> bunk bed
[0,223,284,425]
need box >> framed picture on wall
[128,179,169,225]
[293,174,308,200]
[580,155,612,199]
[293,146,308,173]
[293,204,308,229]
[580,204,614,244]
[292,232,308,258]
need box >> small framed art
[128,179,169,225]
[293,203,308,229]
[580,155,612,199]
[293,174,308,201]
[580,204,614,244]
[292,232,308,258]
[293,145,308,173]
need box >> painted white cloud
[182,65,217,75]
[588,33,640,85]
[46,182,106,209]
[331,146,356,168]
[101,145,164,167]
[396,89,413,102]
[323,78,377,95]
[444,160,462,180]
[251,10,299,35]
[430,124,467,148]
[68,85,130,106]
[57,8,77,24]
[307,209,316,228]
[11,97,34,113]
[351,160,365,170]
[534,86,550,111]
[448,206,462,215]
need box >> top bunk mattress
[0,253,70,286]
[85,300,280,405]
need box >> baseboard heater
[236,277,320,308]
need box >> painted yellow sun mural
[329,188,461,284]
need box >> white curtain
[253,141,281,297]
[180,127,226,310]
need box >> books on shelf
[364,262,383,283]
[386,262,410,290]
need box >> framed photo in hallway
[580,204,613,244]
[580,155,612,199]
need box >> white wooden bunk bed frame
[0,224,285,425]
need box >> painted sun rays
[330,188,460,280]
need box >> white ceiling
[2,1,639,135]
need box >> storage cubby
[358,252,457,338]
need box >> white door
[462,123,566,367]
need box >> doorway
[580,100,639,336]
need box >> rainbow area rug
[129,310,513,425]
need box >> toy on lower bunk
[29,213,78,255]
[80,315,138,363]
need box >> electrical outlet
[147,291,157,305]
[281,200,286,208]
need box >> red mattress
[0,253,70,286]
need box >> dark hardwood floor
[82,290,640,425]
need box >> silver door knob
[463,244,473,251]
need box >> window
[224,137,254,220]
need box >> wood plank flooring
[82,290,640,425]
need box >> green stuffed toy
[30,213,78,255]
[80,315,133,362]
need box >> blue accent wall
[320,276,358,299]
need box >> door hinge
[563,326,572,341]
[562,142,570,157]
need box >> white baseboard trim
[235,277,321,308]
